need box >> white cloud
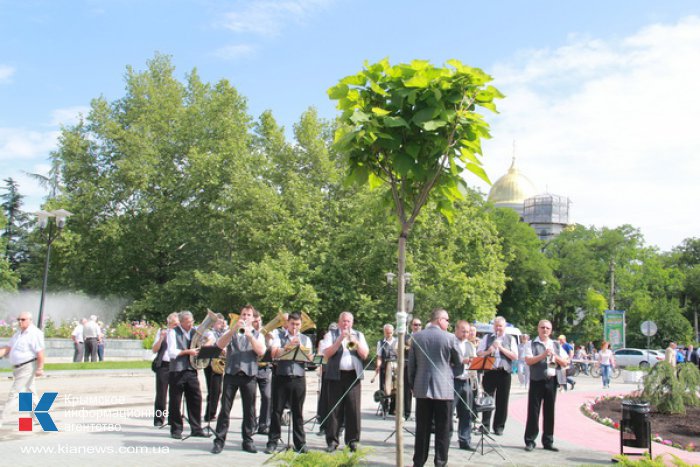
[212,43,257,60]
[221,0,332,37]
[479,16,700,251]
[0,127,59,161]
[50,106,90,127]
[0,64,16,83]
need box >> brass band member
[523,319,569,452]
[265,312,313,454]
[374,323,398,415]
[320,311,369,452]
[453,320,477,451]
[476,316,518,436]
[166,310,206,439]
[211,305,266,454]
[152,312,178,427]
[252,310,272,435]
[203,313,226,422]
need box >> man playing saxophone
[211,305,266,454]
[319,311,369,452]
[265,312,313,454]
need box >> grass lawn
[0,360,151,372]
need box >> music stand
[466,361,505,460]
[468,356,495,371]
[275,346,313,451]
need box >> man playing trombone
[265,312,313,454]
[211,305,266,454]
[319,311,369,452]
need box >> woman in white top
[597,341,615,388]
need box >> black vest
[486,333,513,370]
[529,340,563,382]
[225,329,260,376]
[274,332,310,377]
[170,326,194,372]
[324,328,365,381]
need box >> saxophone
[190,309,219,370]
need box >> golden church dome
[487,157,537,211]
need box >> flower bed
[581,394,698,452]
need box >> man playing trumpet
[211,305,266,454]
[319,311,369,452]
[265,312,313,454]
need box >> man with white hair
[71,318,86,362]
[476,316,518,435]
[83,315,101,362]
[0,311,45,428]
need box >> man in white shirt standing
[476,316,518,435]
[523,319,569,452]
[82,315,101,362]
[319,311,369,453]
[453,320,476,451]
[71,318,86,362]
[0,311,46,428]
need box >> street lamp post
[36,209,72,330]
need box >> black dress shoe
[154,420,164,427]
[191,431,208,437]
[211,443,224,454]
[171,432,182,439]
[326,442,338,453]
[459,443,476,451]
[493,429,503,436]
[525,443,535,452]
[297,446,309,454]
[264,444,277,454]
[543,445,559,452]
[242,444,258,453]
[348,441,358,452]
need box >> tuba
[190,309,219,370]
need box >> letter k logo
[19,392,58,432]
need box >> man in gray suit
[408,308,461,467]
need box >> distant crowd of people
[70,315,105,362]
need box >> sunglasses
[18,318,28,322]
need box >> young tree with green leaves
[329,58,503,466]
[1,177,31,277]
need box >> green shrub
[676,363,700,407]
[642,362,685,414]
[264,447,370,466]
[612,452,691,466]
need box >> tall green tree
[1,178,31,277]
[329,58,503,466]
[0,211,20,290]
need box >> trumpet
[237,320,248,335]
[344,330,359,351]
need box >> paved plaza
[1,368,699,466]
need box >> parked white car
[613,348,663,368]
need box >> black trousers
[203,365,223,421]
[84,337,98,362]
[256,370,272,430]
[73,342,84,362]
[168,369,203,435]
[379,366,395,413]
[524,377,558,447]
[269,375,306,450]
[154,361,170,424]
[453,378,474,446]
[404,364,413,418]
[325,370,361,446]
[317,375,330,430]
[481,368,512,432]
[413,398,452,467]
[214,373,257,447]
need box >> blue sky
[2,0,699,251]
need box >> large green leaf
[422,120,447,131]
[412,107,437,125]
[394,152,415,177]
[371,107,391,116]
[328,83,349,100]
[465,162,491,184]
[384,116,409,128]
